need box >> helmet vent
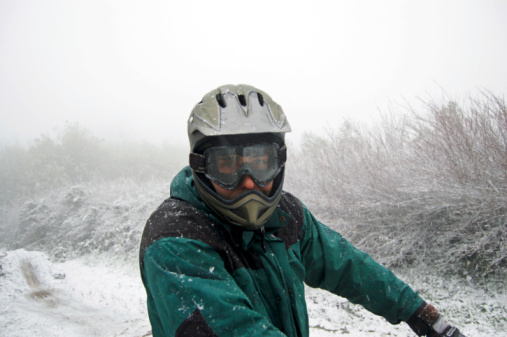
[216,93,227,108]
[238,94,247,107]
[257,93,265,106]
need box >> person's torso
[140,191,309,336]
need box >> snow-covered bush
[285,92,507,280]
[1,180,171,261]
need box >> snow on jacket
[139,167,424,337]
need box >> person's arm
[298,203,466,336]
[142,236,286,337]
[299,205,422,323]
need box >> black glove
[407,302,466,337]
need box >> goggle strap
[189,152,206,174]
[279,145,287,167]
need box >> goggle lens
[205,143,281,189]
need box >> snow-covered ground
[1,249,505,336]
[0,250,149,337]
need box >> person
[139,84,466,337]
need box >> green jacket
[140,167,423,337]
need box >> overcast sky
[1,0,506,146]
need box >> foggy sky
[1,0,506,146]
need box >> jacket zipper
[263,236,303,337]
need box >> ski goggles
[190,143,287,190]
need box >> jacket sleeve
[142,236,287,337]
[298,203,423,324]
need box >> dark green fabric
[140,167,423,336]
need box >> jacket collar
[170,166,291,250]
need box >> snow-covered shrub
[286,92,507,280]
[1,180,171,261]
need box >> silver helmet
[188,84,291,230]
